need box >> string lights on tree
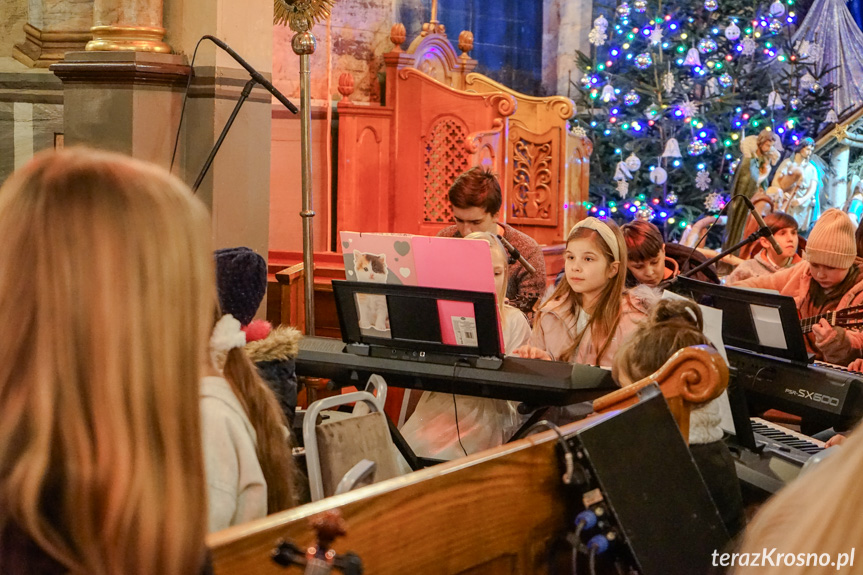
[572,0,834,237]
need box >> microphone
[497,235,537,275]
[203,35,298,114]
[743,197,783,256]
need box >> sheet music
[750,304,788,350]
[662,290,735,434]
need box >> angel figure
[766,137,820,231]
[845,175,863,226]
[723,129,782,250]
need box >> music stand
[673,277,811,364]
[332,280,505,369]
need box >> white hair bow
[210,314,246,369]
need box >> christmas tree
[572,0,836,238]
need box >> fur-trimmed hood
[244,325,302,363]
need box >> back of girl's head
[621,220,664,263]
[0,148,213,575]
[614,298,710,385]
[763,211,797,234]
[464,231,509,305]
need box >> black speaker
[563,385,730,574]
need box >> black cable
[452,362,469,457]
[571,523,585,575]
[170,37,208,174]
[589,548,598,575]
[525,420,576,485]
[452,393,469,457]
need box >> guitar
[800,306,863,334]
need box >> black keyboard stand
[508,401,596,442]
[385,415,423,471]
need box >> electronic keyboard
[729,417,826,494]
[296,336,616,405]
[727,346,863,429]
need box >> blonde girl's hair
[734,428,863,574]
[464,231,509,326]
[220,337,296,513]
[0,148,213,575]
[541,220,627,365]
[613,299,710,384]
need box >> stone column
[829,145,850,209]
[554,0,592,97]
[13,0,93,67]
[87,0,170,53]
[162,0,273,256]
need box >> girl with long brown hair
[204,312,296,531]
[514,217,647,367]
[0,148,213,575]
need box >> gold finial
[390,23,406,50]
[458,30,474,55]
[274,0,335,31]
[338,73,355,102]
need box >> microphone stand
[192,78,257,193]
[660,225,774,290]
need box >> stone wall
[0,61,63,183]
[271,0,592,104]
[0,0,28,58]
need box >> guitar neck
[800,310,835,335]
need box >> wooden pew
[209,346,728,574]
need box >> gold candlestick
[274,0,335,336]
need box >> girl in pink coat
[514,217,648,368]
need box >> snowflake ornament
[571,125,587,138]
[696,169,712,191]
[589,27,608,46]
[679,100,700,118]
[741,36,757,56]
[704,191,725,212]
[650,25,663,46]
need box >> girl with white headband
[513,217,648,368]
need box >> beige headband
[569,217,621,262]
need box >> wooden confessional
[335,21,591,245]
[268,18,593,336]
[208,346,729,575]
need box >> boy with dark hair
[437,167,546,319]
